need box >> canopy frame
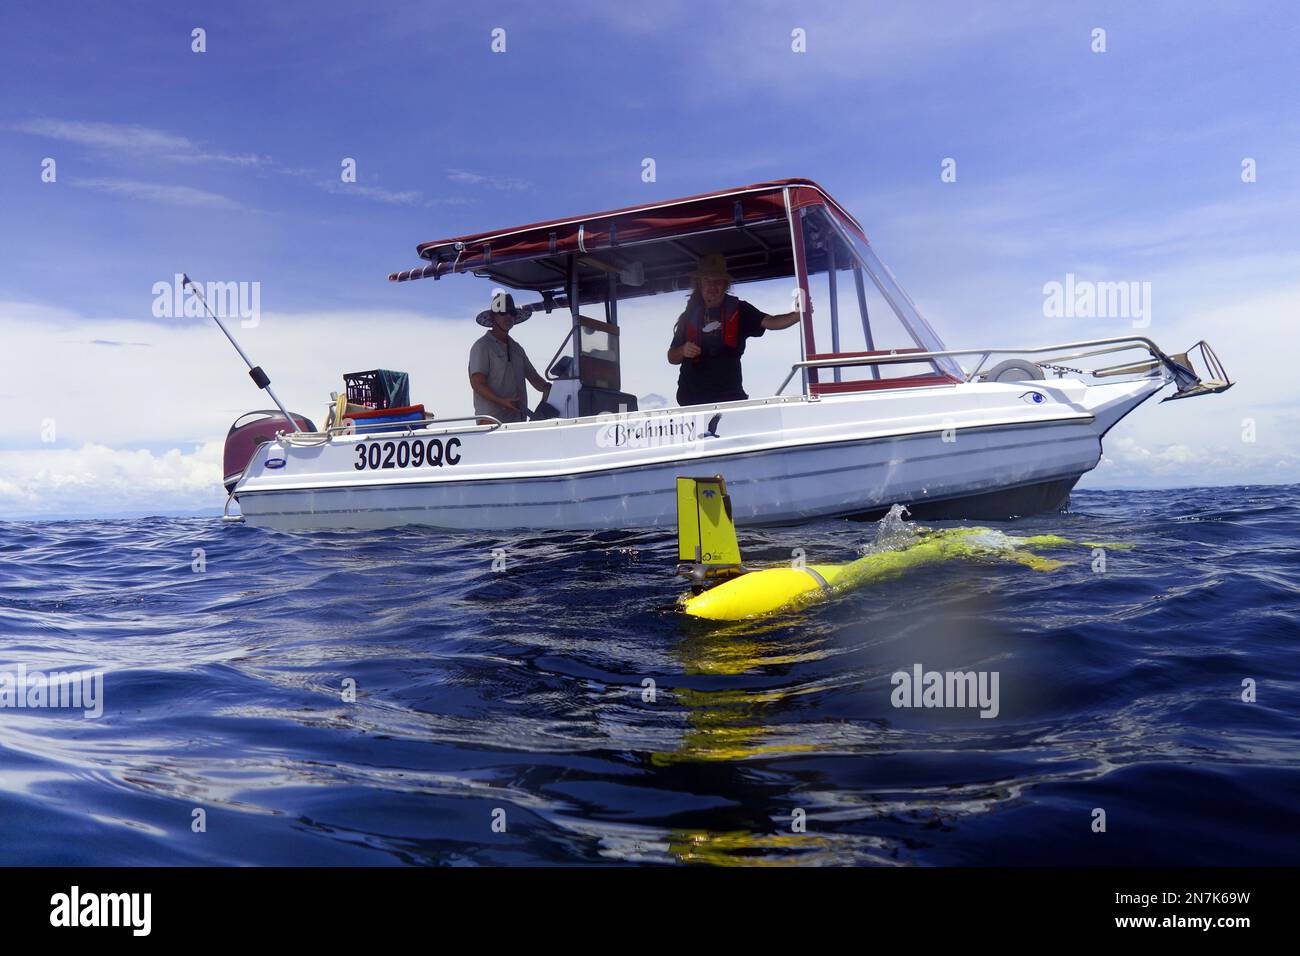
[387,178,957,403]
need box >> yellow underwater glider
[675,476,1126,621]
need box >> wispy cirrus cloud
[14,118,191,152]
[447,168,529,191]
[15,118,470,208]
[311,178,424,206]
[68,177,244,210]
[283,166,476,207]
[346,184,425,205]
[12,117,269,167]
[165,150,269,168]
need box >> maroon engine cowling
[223,410,316,492]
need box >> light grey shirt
[468,330,538,422]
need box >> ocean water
[1,484,1298,866]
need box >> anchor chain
[1038,362,1087,378]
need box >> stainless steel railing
[776,335,1176,395]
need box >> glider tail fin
[676,475,743,585]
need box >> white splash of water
[861,504,918,555]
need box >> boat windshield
[798,204,963,385]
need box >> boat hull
[237,425,1094,531]
[848,475,1080,522]
[231,377,1165,531]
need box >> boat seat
[579,387,638,416]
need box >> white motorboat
[218,179,1231,531]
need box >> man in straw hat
[667,252,803,406]
[468,291,549,423]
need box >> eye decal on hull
[1019,391,1047,405]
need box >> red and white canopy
[387,178,864,298]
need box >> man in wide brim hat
[473,292,531,327]
[667,253,805,407]
[468,291,548,423]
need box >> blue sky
[1,0,1298,516]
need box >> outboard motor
[223,410,315,493]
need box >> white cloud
[1090,433,1300,489]
[68,178,244,210]
[15,118,427,208]
[12,118,266,167]
[280,165,455,207]
[0,305,477,516]
[166,151,269,168]
[0,304,472,451]
[0,442,225,517]
[447,169,530,192]
[1103,436,1199,471]
[314,180,425,206]
[13,118,193,153]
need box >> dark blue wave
[0,484,1298,866]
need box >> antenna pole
[184,274,302,432]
